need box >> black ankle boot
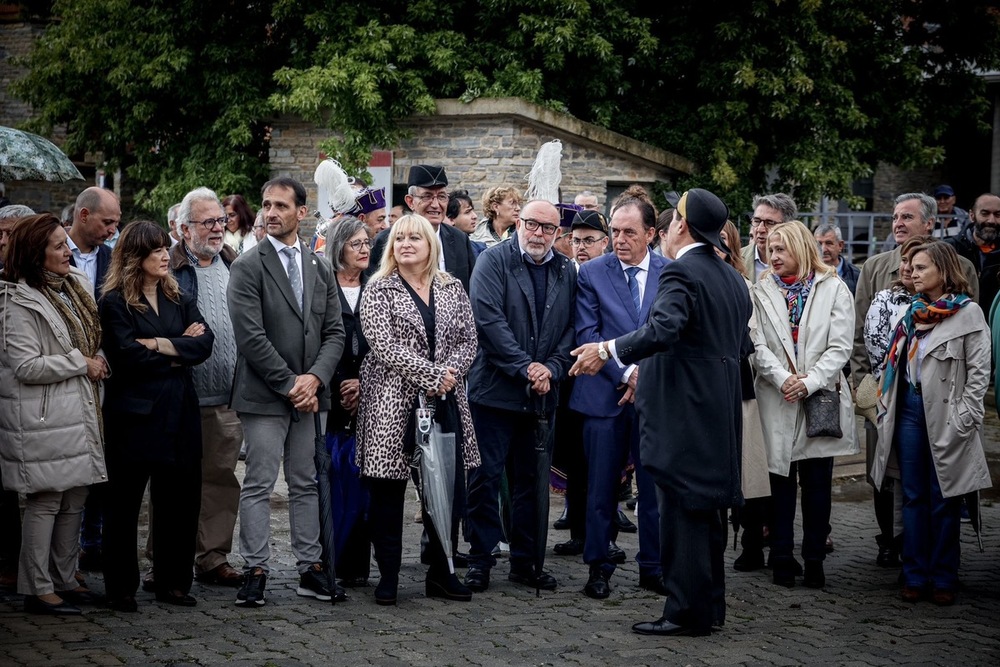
[803,560,825,589]
[426,571,472,601]
[374,575,398,606]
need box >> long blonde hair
[102,220,180,311]
[762,220,832,282]
[373,214,452,284]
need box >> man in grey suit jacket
[228,177,345,608]
[742,193,797,282]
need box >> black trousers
[658,486,726,632]
[367,477,450,580]
[769,457,834,562]
[103,453,201,600]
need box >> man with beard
[465,199,577,592]
[168,187,246,588]
[947,193,1000,311]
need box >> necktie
[625,266,641,315]
[282,246,303,311]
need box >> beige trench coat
[872,302,993,498]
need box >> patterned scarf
[879,293,970,400]
[773,271,814,352]
[40,270,104,433]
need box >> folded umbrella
[313,411,339,599]
[415,394,459,574]
[529,386,552,597]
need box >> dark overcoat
[100,287,214,465]
[615,245,752,511]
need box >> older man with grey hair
[0,204,35,271]
[741,193,797,282]
[814,223,860,294]
[167,186,245,588]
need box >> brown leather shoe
[900,585,923,602]
[930,589,955,606]
[195,562,245,587]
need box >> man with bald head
[947,193,1000,311]
[465,199,577,593]
[68,186,120,292]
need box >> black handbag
[784,351,843,439]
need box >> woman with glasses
[471,186,521,248]
[222,194,256,254]
[100,221,214,612]
[356,214,479,605]
[751,220,857,589]
[323,217,373,588]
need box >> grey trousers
[18,486,89,596]
[238,411,325,575]
[195,405,244,573]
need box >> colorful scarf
[773,271,814,352]
[878,293,970,401]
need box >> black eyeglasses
[521,217,558,235]
[570,236,604,247]
[749,216,781,229]
[192,216,227,230]
[347,239,372,251]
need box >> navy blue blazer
[569,251,667,417]
[68,243,112,292]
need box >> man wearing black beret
[366,165,478,292]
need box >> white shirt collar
[266,233,301,253]
[675,242,706,260]
[618,250,651,273]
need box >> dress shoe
[374,575,398,606]
[426,572,472,601]
[57,587,105,605]
[508,568,557,590]
[195,562,245,587]
[452,552,469,569]
[583,568,610,599]
[464,567,490,592]
[900,585,923,603]
[767,552,803,575]
[608,542,627,565]
[156,591,198,607]
[625,496,637,511]
[553,506,570,530]
[106,596,138,613]
[553,538,584,556]
[141,567,156,592]
[23,595,82,616]
[339,576,369,588]
[615,509,637,533]
[930,589,956,606]
[638,573,669,596]
[802,560,825,589]
[772,557,798,588]
[632,617,710,637]
[876,546,900,568]
[733,548,765,572]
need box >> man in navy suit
[570,203,666,599]
[571,189,751,636]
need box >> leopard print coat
[356,271,481,480]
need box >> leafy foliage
[10,0,1000,215]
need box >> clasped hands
[781,373,809,403]
[288,373,321,413]
[427,367,460,398]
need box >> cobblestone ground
[2,410,999,666]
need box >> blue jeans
[896,386,961,591]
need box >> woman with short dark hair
[222,194,255,254]
[0,213,108,615]
[100,220,214,612]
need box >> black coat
[948,226,1000,310]
[327,279,370,433]
[467,236,577,412]
[366,223,478,293]
[615,245,753,511]
[100,287,214,465]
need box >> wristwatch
[598,341,609,361]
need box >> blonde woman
[356,214,480,605]
[750,221,857,589]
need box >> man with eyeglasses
[465,199,577,593]
[570,210,610,265]
[165,187,246,589]
[69,186,120,574]
[740,193,797,283]
[569,200,666,600]
[368,165,478,292]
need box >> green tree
[12,0,1000,215]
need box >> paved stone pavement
[2,467,998,667]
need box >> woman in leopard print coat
[356,214,480,605]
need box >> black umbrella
[313,410,339,602]
[963,490,984,553]
[529,386,552,597]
